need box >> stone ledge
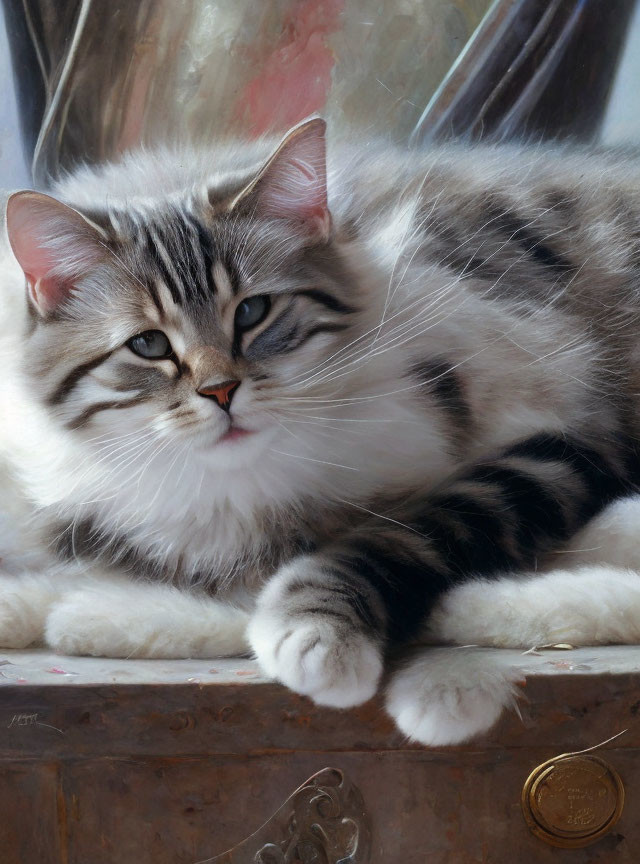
[1,646,639,757]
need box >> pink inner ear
[25,274,68,314]
[6,191,103,315]
[7,196,62,278]
[256,119,329,235]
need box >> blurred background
[1,0,639,190]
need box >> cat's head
[5,119,377,501]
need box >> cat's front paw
[249,612,382,707]
[248,562,383,707]
[385,647,522,746]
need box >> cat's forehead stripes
[143,215,208,306]
[134,206,242,310]
[183,211,216,297]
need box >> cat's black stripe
[183,212,216,297]
[184,214,243,300]
[53,517,102,561]
[427,490,518,575]
[48,351,114,405]
[427,220,506,282]
[411,358,473,439]
[24,299,39,335]
[504,434,624,517]
[327,580,382,631]
[244,310,299,359]
[174,213,209,304]
[295,289,357,315]
[51,514,260,587]
[283,322,350,353]
[484,200,575,277]
[468,464,568,548]
[284,574,383,632]
[441,249,503,281]
[144,227,183,305]
[111,362,170,393]
[66,397,147,430]
[342,536,450,643]
[543,190,578,222]
[420,436,623,580]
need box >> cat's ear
[230,117,331,242]
[6,190,107,316]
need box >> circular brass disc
[522,754,624,848]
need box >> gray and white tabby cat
[3,117,640,745]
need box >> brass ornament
[206,767,371,863]
[522,753,624,848]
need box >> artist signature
[7,712,64,733]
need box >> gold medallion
[522,753,624,848]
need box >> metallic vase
[1,0,491,187]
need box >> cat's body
[3,119,640,744]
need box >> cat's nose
[197,380,240,412]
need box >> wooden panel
[0,762,62,864]
[1,751,636,863]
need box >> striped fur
[3,122,640,743]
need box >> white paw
[248,611,383,708]
[0,573,55,648]
[45,580,249,659]
[428,566,640,648]
[385,648,521,746]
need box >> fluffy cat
[2,117,640,745]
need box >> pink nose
[197,380,240,411]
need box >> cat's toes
[45,581,250,659]
[0,575,49,648]
[248,612,383,708]
[385,648,522,746]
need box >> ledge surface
[1,645,640,756]
[3,643,640,686]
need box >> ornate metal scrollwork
[205,767,371,864]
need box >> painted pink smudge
[237,0,345,137]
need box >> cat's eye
[127,330,173,359]
[235,295,271,331]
